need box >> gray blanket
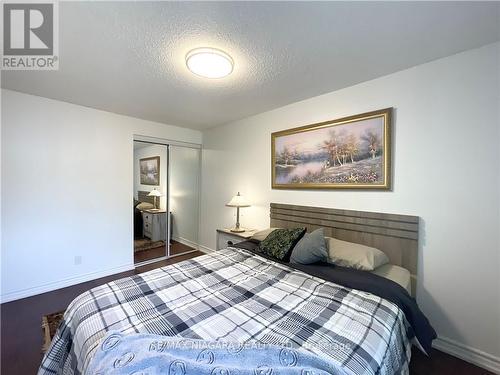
[88,332,340,374]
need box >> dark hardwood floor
[410,347,493,375]
[0,251,493,375]
[170,241,196,256]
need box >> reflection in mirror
[133,141,168,264]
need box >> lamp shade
[226,192,250,207]
[148,189,162,197]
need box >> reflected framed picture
[140,156,160,185]
[271,108,392,190]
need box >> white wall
[201,43,500,368]
[1,90,202,302]
[134,144,168,210]
[169,145,200,247]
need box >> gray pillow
[290,228,328,264]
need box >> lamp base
[230,227,245,233]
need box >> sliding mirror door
[133,141,169,264]
[168,145,200,256]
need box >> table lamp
[226,192,250,232]
[147,189,162,210]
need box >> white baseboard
[1,238,211,304]
[172,237,215,255]
[0,263,134,304]
[433,336,500,374]
[198,244,214,254]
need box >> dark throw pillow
[289,228,328,264]
[259,227,306,261]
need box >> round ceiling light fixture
[185,48,234,79]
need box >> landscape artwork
[272,108,391,189]
[140,156,160,185]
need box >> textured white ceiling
[2,2,499,129]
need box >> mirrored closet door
[168,145,200,257]
[133,140,169,264]
[133,139,201,265]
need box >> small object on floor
[134,239,165,252]
[41,310,65,353]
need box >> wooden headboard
[138,190,155,205]
[270,203,419,296]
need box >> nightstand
[142,210,167,242]
[216,228,257,250]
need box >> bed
[39,204,435,375]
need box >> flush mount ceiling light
[185,48,234,79]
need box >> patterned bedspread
[38,248,411,375]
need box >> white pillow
[136,202,155,210]
[326,237,389,271]
[251,228,280,242]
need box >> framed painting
[140,156,160,185]
[271,108,392,190]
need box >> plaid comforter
[39,248,411,375]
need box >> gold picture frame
[140,156,160,186]
[271,108,392,190]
